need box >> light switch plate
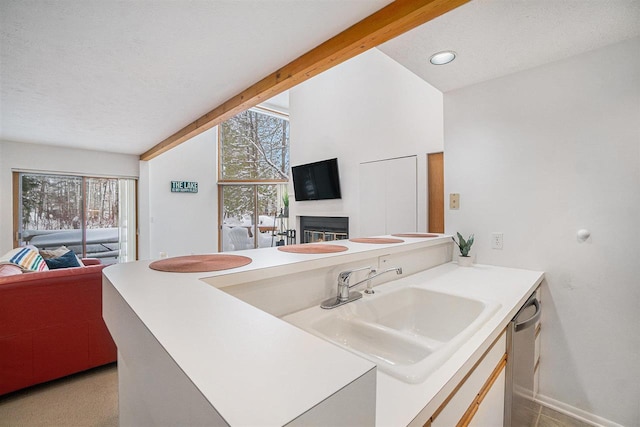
[449,193,460,209]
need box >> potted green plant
[452,232,474,266]
[282,189,289,217]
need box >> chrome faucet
[321,266,403,309]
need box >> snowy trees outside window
[219,108,290,181]
[17,173,135,264]
[218,107,290,251]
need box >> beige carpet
[0,363,118,427]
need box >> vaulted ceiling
[2,0,638,157]
[380,0,640,92]
[0,0,392,155]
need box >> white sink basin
[356,287,487,342]
[284,286,500,383]
[313,316,434,366]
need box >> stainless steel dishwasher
[504,292,541,426]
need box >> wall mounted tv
[292,158,342,201]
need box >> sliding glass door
[219,183,284,251]
[15,172,137,264]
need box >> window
[14,172,137,264]
[218,107,290,251]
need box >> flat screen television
[291,158,342,201]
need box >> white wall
[137,160,150,260]
[0,142,3,245]
[289,48,443,238]
[0,140,139,255]
[444,37,640,426]
[141,127,218,260]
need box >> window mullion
[81,177,87,258]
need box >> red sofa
[0,259,117,395]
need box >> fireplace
[300,216,349,243]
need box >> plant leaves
[455,232,474,256]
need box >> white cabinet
[469,368,505,427]
[358,156,417,236]
[429,331,507,427]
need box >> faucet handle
[338,266,372,283]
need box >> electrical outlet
[379,254,392,268]
[491,233,503,250]
[449,193,460,210]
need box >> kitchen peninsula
[102,235,543,426]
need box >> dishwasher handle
[514,296,541,332]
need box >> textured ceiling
[379,0,640,93]
[2,0,639,157]
[0,0,390,155]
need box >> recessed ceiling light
[429,51,456,65]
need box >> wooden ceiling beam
[140,0,469,161]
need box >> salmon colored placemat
[149,254,252,272]
[349,238,404,244]
[277,244,348,254]
[392,233,440,238]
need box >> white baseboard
[534,394,624,427]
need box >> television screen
[291,158,342,201]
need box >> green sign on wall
[171,181,198,193]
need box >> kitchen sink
[283,286,500,383]
[312,316,434,366]
[356,287,487,342]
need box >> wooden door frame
[427,152,444,233]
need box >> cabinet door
[385,156,417,235]
[359,161,387,237]
[468,367,505,427]
[358,156,417,236]
[431,333,506,427]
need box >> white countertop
[103,236,543,426]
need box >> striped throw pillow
[2,246,49,272]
